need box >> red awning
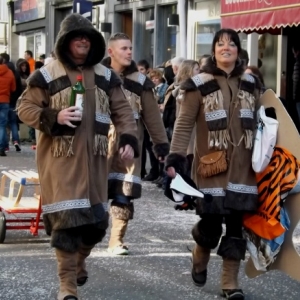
[221,0,300,32]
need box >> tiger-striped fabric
[243,146,299,240]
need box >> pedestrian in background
[149,69,168,105]
[0,56,16,156]
[198,54,210,71]
[0,53,23,152]
[137,59,152,179]
[18,14,139,300]
[137,59,150,76]
[24,50,35,73]
[166,28,261,300]
[148,68,169,187]
[164,59,200,173]
[16,59,30,91]
[39,54,45,64]
[102,33,169,256]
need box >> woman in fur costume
[165,29,261,300]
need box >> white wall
[0,0,8,22]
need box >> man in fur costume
[102,33,169,255]
[17,14,139,300]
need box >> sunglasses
[73,35,90,42]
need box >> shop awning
[221,0,300,33]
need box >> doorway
[122,12,133,41]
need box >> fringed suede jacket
[17,14,139,235]
[102,58,170,199]
[166,57,261,215]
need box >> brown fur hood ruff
[55,13,106,69]
[181,57,255,91]
[101,57,154,95]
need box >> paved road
[0,146,300,300]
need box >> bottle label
[75,94,84,111]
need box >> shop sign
[145,20,155,30]
[73,0,93,21]
[14,0,46,24]
[222,0,300,14]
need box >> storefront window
[194,0,220,60]
[161,5,177,64]
[139,8,154,67]
[20,31,45,60]
[195,20,220,60]
[259,34,278,91]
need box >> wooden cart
[0,170,43,243]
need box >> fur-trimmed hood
[55,13,106,69]
[101,56,139,77]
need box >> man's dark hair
[0,57,3,64]
[25,50,33,58]
[137,59,149,70]
[39,54,46,59]
[0,53,10,62]
[108,32,130,44]
[35,61,44,69]
[211,28,242,55]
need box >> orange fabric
[27,58,35,73]
[0,64,16,103]
[243,146,298,240]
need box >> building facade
[7,0,105,62]
[0,0,8,53]
[105,0,182,67]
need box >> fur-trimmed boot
[191,244,210,287]
[56,248,78,300]
[76,244,94,287]
[191,221,222,287]
[217,236,247,300]
[108,203,134,255]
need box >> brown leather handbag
[198,150,227,178]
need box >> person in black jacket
[293,43,300,121]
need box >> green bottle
[70,75,85,109]
[70,75,85,126]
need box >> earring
[211,54,216,63]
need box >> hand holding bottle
[119,145,134,160]
[57,106,82,128]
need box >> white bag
[252,106,279,173]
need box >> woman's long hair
[176,60,199,84]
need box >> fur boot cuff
[191,221,221,249]
[51,229,81,253]
[110,203,134,220]
[217,236,247,260]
